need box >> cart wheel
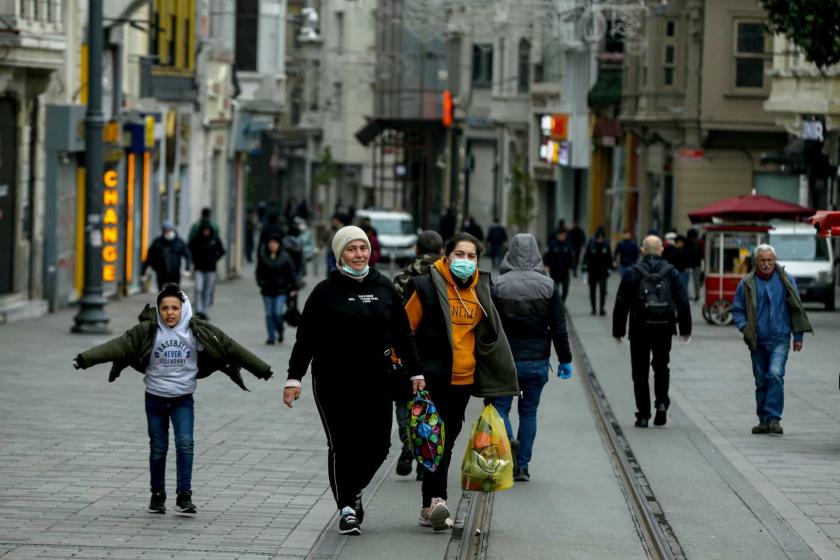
[702,305,713,324]
[709,299,733,326]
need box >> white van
[769,222,835,310]
[354,209,417,265]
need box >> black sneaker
[277,335,284,344]
[265,338,275,345]
[599,309,607,316]
[634,417,649,428]
[174,491,196,517]
[396,448,413,476]
[510,439,520,474]
[514,468,530,482]
[767,420,784,435]
[339,506,361,535]
[653,404,667,427]
[751,423,769,435]
[148,491,166,514]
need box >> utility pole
[73,0,111,334]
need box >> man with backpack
[612,235,692,428]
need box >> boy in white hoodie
[74,284,273,516]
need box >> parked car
[354,209,417,265]
[769,221,835,310]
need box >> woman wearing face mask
[283,225,425,536]
[142,221,192,290]
[404,232,518,531]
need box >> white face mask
[164,231,176,241]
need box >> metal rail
[567,315,685,560]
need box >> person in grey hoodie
[490,234,573,481]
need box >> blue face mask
[449,258,476,279]
[342,263,370,277]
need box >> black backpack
[634,263,675,325]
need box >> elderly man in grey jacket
[490,233,573,481]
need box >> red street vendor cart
[688,192,815,326]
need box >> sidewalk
[567,274,838,559]
[0,267,335,559]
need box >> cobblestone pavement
[567,276,840,559]
[0,269,335,559]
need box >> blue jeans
[750,341,790,423]
[492,359,550,471]
[145,392,195,493]
[679,270,690,293]
[263,294,287,341]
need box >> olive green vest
[741,266,813,351]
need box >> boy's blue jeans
[145,393,195,494]
[491,359,550,471]
[751,341,789,423]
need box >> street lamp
[72,0,111,334]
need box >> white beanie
[332,225,371,264]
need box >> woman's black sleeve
[389,286,423,377]
[287,286,322,381]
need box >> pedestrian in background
[582,228,613,316]
[283,226,424,536]
[188,221,226,320]
[73,284,272,517]
[732,244,812,436]
[686,228,704,301]
[404,232,518,531]
[544,228,574,302]
[486,217,509,269]
[612,235,692,428]
[568,222,586,277]
[188,207,219,243]
[245,206,259,263]
[257,233,298,345]
[392,230,445,480]
[323,215,344,275]
[258,211,285,255]
[359,217,381,267]
[663,235,691,293]
[439,207,456,242]
[491,234,572,482]
[142,221,191,290]
[614,229,640,278]
[461,216,484,241]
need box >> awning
[355,117,444,146]
[688,192,815,224]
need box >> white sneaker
[418,497,453,531]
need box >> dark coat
[612,255,692,340]
[407,269,519,398]
[493,235,572,364]
[256,247,298,297]
[583,239,613,279]
[75,305,272,390]
[142,235,191,276]
[189,231,226,272]
[544,237,575,282]
[393,253,439,302]
[287,269,422,388]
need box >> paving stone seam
[671,386,840,559]
[0,542,278,556]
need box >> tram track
[448,314,686,560]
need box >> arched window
[518,39,531,93]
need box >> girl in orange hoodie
[404,232,517,531]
